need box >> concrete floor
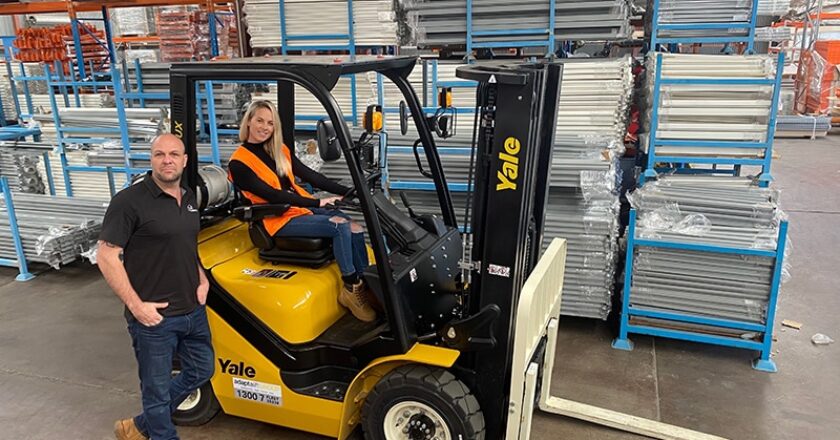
[0,137,838,440]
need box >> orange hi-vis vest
[228,144,315,235]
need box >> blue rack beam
[641,51,785,187]
[612,209,789,373]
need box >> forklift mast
[455,62,563,439]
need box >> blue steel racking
[279,0,355,54]
[0,177,35,281]
[0,37,41,140]
[378,59,477,194]
[647,0,759,53]
[465,0,557,59]
[612,209,789,373]
[640,51,785,188]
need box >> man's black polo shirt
[100,172,201,318]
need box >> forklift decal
[232,377,283,407]
[241,268,298,280]
[496,136,521,191]
[487,264,511,278]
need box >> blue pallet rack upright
[612,209,789,373]
[648,0,759,53]
[0,37,41,141]
[0,177,34,281]
[640,51,785,187]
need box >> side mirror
[399,101,409,136]
[316,119,341,162]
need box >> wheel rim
[177,388,201,412]
[383,401,452,440]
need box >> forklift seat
[233,204,334,267]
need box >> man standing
[98,133,214,440]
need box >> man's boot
[338,281,377,322]
[114,419,147,440]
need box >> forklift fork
[507,239,727,440]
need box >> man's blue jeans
[127,305,215,440]
[275,208,369,277]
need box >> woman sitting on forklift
[228,100,377,323]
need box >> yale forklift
[169,56,717,440]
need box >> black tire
[171,378,221,426]
[361,365,485,440]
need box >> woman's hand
[319,196,343,207]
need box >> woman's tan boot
[338,281,377,322]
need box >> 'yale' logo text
[219,358,256,378]
[497,136,520,191]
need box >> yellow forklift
[167,56,718,440]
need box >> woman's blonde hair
[239,100,290,176]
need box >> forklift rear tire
[361,365,485,440]
[171,377,221,426]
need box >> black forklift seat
[233,204,334,267]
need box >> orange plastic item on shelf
[815,41,840,65]
[795,50,839,115]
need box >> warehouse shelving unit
[0,0,232,199]
[465,0,557,58]
[641,51,786,187]
[647,0,760,53]
[613,209,789,373]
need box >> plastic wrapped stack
[548,134,622,320]
[795,49,839,116]
[156,7,194,62]
[540,57,632,319]
[545,185,620,320]
[403,0,631,48]
[111,7,156,37]
[775,115,832,138]
[0,192,107,269]
[626,179,787,326]
[0,143,50,194]
[243,0,398,49]
[641,53,779,163]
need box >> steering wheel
[343,170,382,200]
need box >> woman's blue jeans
[274,208,369,277]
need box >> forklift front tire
[362,365,485,440]
[171,378,221,426]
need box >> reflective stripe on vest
[228,144,314,235]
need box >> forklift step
[316,313,385,348]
